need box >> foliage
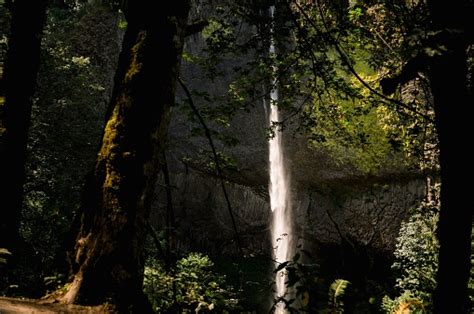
[176,1,436,181]
[382,184,440,312]
[24,4,106,219]
[21,4,94,278]
[393,211,439,299]
[291,1,436,175]
[202,18,235,53]
[0,248,11,265]
[176,4,246,175]
[328,279,350,313]
[271,247,366,313]
[3,3,121,295]
[304,95,401,174]
[43,273,66,293]
[0,2,10,134]
[188,1,437,177]
[211,255,270,312]
[143,253,238,313]
[270,247,321,313]
[0,2,9,76]
[381,291,426,314]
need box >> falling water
[268,5,292,313]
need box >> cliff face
[150,3,428,257]
[147,2,427,258]
[152,167,426,255]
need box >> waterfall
[268,5,293,313]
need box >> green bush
[143,253,238,312]
[382,291,426,314]
[382,192,439,312]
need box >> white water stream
[268,5,293,313]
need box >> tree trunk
[61,1,190,311]
[429,1,473,312]
[0,0,47,250]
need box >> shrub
[143,253,238,312]
[382,193,439,312]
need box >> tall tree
[60,1,190,311]
[380,0,473,311]
[428,1,472,312]
[0,0,47,250]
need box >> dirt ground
[0,297,108,313]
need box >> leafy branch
[291,0,434,123]
[178,77,244,256]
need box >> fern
[328,279,350,313]
[394,299,425,314]
[0,248,12,265]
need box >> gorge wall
[151,20,428,257]
[151,165,427,256]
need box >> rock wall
[151,165,426,255]
[151,2,428,256]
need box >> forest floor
[0,297,108,313]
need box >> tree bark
[60,1,190,311]
[428,1,473,313]
[0,0,47,250]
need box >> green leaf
[0,248,12,265]
[328,279,350,313]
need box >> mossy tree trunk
[61,1,190,311]
[0,0,47,250]
[428,1,473,312]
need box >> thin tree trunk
[0,0,47,250]
[429,1,473,312]
[161,152,175,270]
[61,1,190,311]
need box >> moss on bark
[61,2,191,312]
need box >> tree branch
[178,77,244,256]
[147,221,167,263]
[325,206,356,252]
[380,54,429,95]
[292,0,434,123]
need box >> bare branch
[178,77,244,256]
